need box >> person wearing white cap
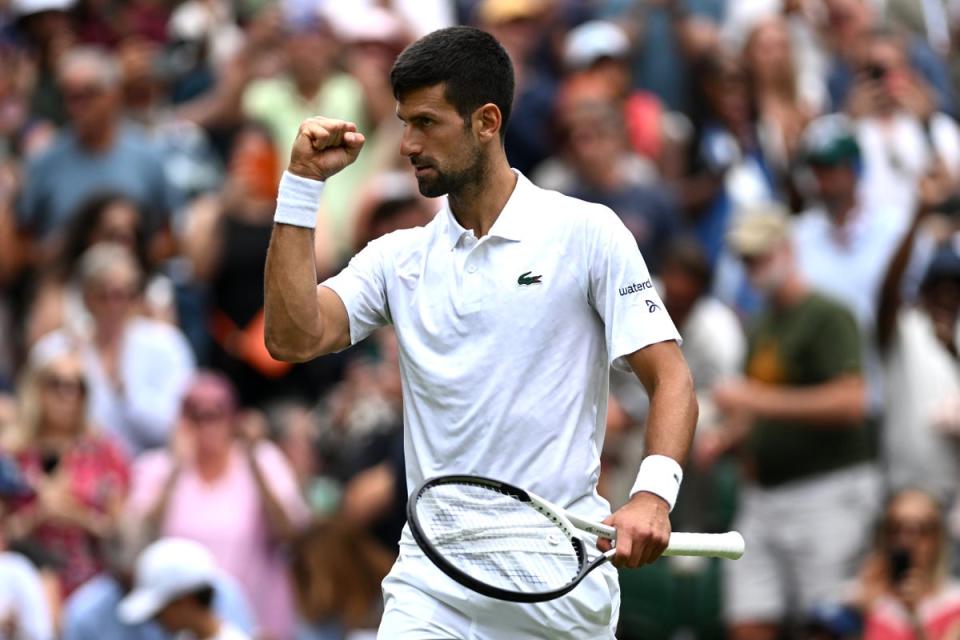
[118,538,249,640]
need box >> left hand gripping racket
[407,475,745,603]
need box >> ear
[473,103,503,143]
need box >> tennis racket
[407,474,745,603]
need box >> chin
[416,177,448,199]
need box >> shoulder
[243,77,289,107]
[127,317,192,351]
[131,447,174,478]
[804,293,860,329]
[526,182,622,235]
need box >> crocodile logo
[517,271,542,286]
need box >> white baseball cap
[563,20,630,70]
[117,538,218,625]
[11,0,76,17]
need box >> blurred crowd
[2,0,960,638]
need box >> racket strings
[415,483,583,593]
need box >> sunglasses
[42,374,86,396]
[62,84,106,103]
[91,285,137,303]
[183,400,231,424]
[885,518,940,538]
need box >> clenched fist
[288,117,366,182]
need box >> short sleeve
[126,450,174,516]
[585,206,681,372]
[253,442,310,527]
[810,301,862,379]
[320,237,392,346]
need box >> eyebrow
[396,108,440,122]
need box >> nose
[400,126,421,159]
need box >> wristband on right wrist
[274,170,326,229]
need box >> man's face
[810,163,857,213]
[397,84,485,198]
[61,65,117,137]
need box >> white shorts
[724,464,880,624]
[377,545,620,639]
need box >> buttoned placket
[452,230,489,312]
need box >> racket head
[407,475,604,603]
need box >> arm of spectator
[180,193,226,282]
[908,40,956,117]
[340,462,396,527]
[713,374,866,425]
[127,447,182,537]
[245,438,309,544]
[0,181,19,286]
[176,7,282,129]
[876,166,953,350]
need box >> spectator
[0,546,55,640]
[823,0,956,116]
[17,46,175,261]
[290,520,394,640]
[241,9,367,257]
[793,114,910,420]
[845,28,960,224]
[851,489,960,640]
[183,123,348,406]
[117,538,250,640]
[876,167,960,503]
[127,371,309,640]
[534,94,679,273]
[32,243,195,455]
[24,192,177,349]
[476,0,558,176]
[703,207,877,640]
[561,19,671,168]
[11,0,77,126]
[1,347,129,596]
[742,16,816,195]
[63,524,255,640]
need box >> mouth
[413,165,435,177]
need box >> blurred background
[3,0,960,638]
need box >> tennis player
[264,26,697,639]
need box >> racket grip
[664,531,745,560]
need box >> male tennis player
[264,26,697,639]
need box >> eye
[416,117,433,128]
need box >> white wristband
[274,171,325,228]
[630,454,684,512]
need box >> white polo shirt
[322,171,680,536]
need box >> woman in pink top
[852,489,960,640]
[127,371,309,640]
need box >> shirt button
[467,265,477,273]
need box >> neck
[183,612,221,640]
[772,273,808,309]
[77,121,116,153]
[826,198,857,226]
[196,448,231,482]
[94,322,125,346]
[293,73,323,100]
[447,155,516,237]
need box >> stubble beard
[414,145,487,199]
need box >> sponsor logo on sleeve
[618,280,653,296]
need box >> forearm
[143,466,181,534]
[741,377,866,425]
[264,224,326,362]
[644,368,698,463]
[247,449,297,542]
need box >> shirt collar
[440,169,532,249]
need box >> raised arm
[264,117,365,362]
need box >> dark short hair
[390,26,514,139]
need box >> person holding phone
[851,489,960,640]
[0,347,130,596]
